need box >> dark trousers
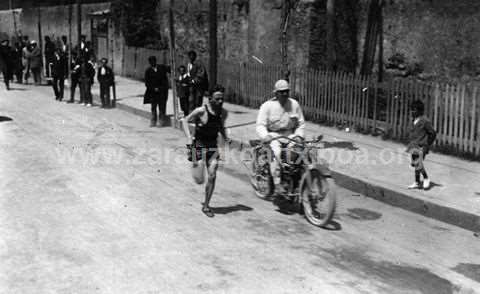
[31,67,41,84]
[2,69,11,89]
[14,68,22,83]
[179,95,189,115]
[79,78,92,104]
[100,83,111,107]
[52,76,65,100]
[151,99,167,123]
[189,86,204,113]
[70,78,79,102]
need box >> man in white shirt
[256,79,305,194]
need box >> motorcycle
[246,135,336,227]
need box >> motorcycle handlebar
[262,135,323,145]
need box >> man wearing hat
[97,58,114,108]
[0,39,14,90]
[256,79,306,194]
[29,40,43,85]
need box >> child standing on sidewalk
[406,100,437,190]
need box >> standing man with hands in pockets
[144,56,170,127]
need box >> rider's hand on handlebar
[290,135,304,143]
[263,134,274,142]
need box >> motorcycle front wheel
[250,149,274,199]
[301,170,336,227]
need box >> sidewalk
[91,76,480,232]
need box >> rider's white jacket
[256,97,305,140]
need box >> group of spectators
[0,34,115,108]
[144,50,208,127]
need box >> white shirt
[256,97,305,140]
[187,63,193,76]
[100,67,106,75]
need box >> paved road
[1,83,480,294]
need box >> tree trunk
[326,0,336,71]
[209,0,217,91]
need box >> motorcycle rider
[256,79,306,194]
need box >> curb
[110,99,480,233]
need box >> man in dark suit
[187,50,208,113]
[144,56,170,127]
[44,36,56,78]
[176,65,190,116]
[97,58,114,108]
[0,39,14,90]
[78,57,95,107]
[51,48,67,101]
[67,53,80,103]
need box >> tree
[110,0,164,49]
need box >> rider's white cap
[274,79,290,92]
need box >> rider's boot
[273,175,285,195]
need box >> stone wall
[19,2,110,45]
[357,0,480,80]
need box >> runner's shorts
[187,142,219,163]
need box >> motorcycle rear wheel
[302,170,336,227]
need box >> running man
[182,85,229,217]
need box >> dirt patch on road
[311,246,454,294]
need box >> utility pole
[10,0,18,38]
[168,0,179,123]
[208,0,218,91]
[77,0,82,56]
[280,0,289,76]
[68,1,73,74]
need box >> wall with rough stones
[357,0,480,80]
[19,2,110,45]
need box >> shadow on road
[0,116,13,122]
[424,181,443,191]
[211,204,253,215]
[322,141,359,151]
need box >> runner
[182,85,229,217]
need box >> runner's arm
[182,107,204,144]
[219,109,229,141]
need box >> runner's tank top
[195,105,222,147]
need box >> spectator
[78,56,95,107]
[0,39,14,90]
[12,42,23,84]
[21,35,29,49]
[97,58,114,108]
[406,100,437,190]
[22,40,31,84]
[176,65,191,116]
[51,48,67,101]
[186,50,208,112]
[29,40,42,85]
[67,53,80,103]
[60,35,69,74]
[44,36,55,78]
[143,55,170,127]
